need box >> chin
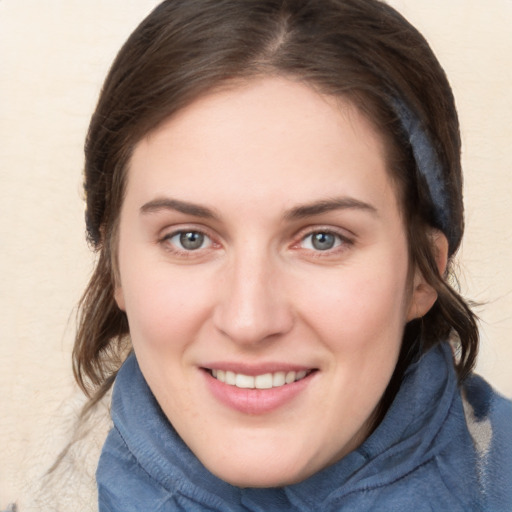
[201,451,319,488]
[213,469,306,489]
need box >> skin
[114,77,441,487]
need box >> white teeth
[272,371,286,387]
[255,373,273,389]
[211,369,311,389]
[235,374,254,389]
[285,371,296,384]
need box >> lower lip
[203,370,315,415]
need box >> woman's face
[115,77,430,487]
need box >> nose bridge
[214,242,292,345]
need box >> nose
[213,250,294,346]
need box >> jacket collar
[107,342,459,509]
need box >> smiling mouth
[207,369,316,390]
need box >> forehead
[126,77,399,218]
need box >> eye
[300,231,343,251]
[166,230,212,251]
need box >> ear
[114,284,126,311]
[406,230,449,321]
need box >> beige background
[1,1,511,509]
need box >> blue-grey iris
[180,231,204,250]
[312,232,336,250]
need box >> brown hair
[74,0,478,413]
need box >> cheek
[304,259,410,422]
[119,260,214,354]
[296,258,410,350]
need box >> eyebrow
[140,196,377,221]
[140,198,218,219]
[284,197,378,220]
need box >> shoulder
[462,375,512,511]
[462,374,512,456]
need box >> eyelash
[158,226,354,258]
[159,228,217,256]
[295,228,354,256]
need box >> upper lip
[201,362,316,376]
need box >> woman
[73,0,511,510]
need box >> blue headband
[392,98,460,253]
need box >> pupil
[180,232,204,250]
[312,233,335,250]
